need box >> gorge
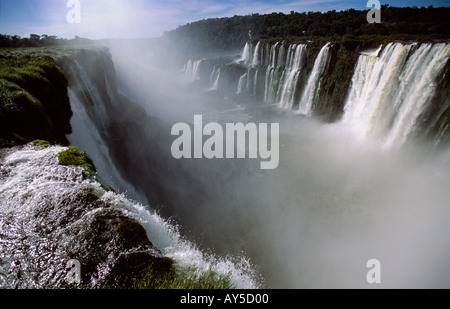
[1,30,450,288]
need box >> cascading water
[66,51,260,289]
[4,38,447,289]
[237,73,247,94]
[0,48,261,289]
[228,40,450,147]
[239,41,253,65]
[277,44,307,109]
[342,42,450,148]
[0,145,106,288]
[184,59,202,83]
[384,43,450,148]
[252,42,261,67]
[185,40,449,148]
[209,68,221,91]
[0,145,258,288]
[297,43,331,115]
[263,42,282,103]
[109,39,450,289]
[233,42,309,107]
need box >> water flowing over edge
[0,145,260,288]
[184,40,450,149]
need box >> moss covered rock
[58,146,96,175]
[32,139,51,148]
[70,208,173,288]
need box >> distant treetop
[161,6,450,54]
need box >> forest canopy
[1,6,449,54]
[0,34,93,48]
[161,6,450,53]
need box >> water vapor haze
[101,40,450,288]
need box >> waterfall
[46,49,259,289]
[253,68,260,96]
[237,73,247,94]
[3,39,449,289]
[278,44,307,109]
[239,42,253,65]
[0,145,258,288]
[208,67,221,91]
[384,43,450,148]
[297,43,331,115]
[252,42,261,67]
[184,60,193,79]
[263,67,275,102]
[277,44,286,69]
[184,40,449,148]
[184,59,202,83]
[343,43,414,139]
[209,66,217,83]
[264,42,282,103]
[269,42,278,68]
[0,145,166,288]
[342,42,450,147]
[212,70,221,91]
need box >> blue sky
[0,0,449,39]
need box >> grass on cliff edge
[0,53,72,144]
[106,266,235,290]
[135,267,234,289]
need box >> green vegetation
[58,146,96,175]
[0,34,93,48]
[0,53,72,145]
[162,6,450,62]
[0,46,108,147]
[0,45,234,290]
[111,266,234,290]
[32,139,51,148]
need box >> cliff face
[56,47,174,209]
[416,57,450,145]
[0,47,242,289]
[0,47,175,289]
